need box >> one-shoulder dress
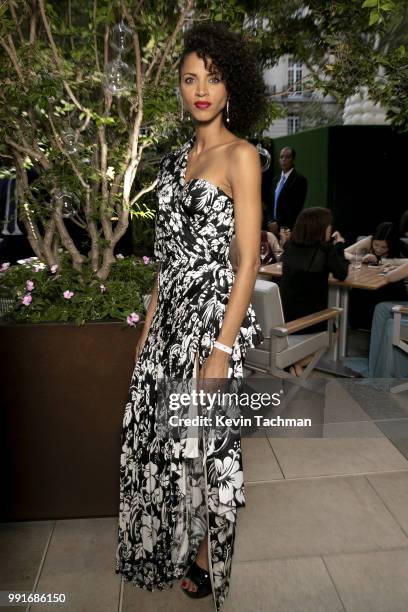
[115,135,263,611]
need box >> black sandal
[181,560,212,599]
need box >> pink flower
[126,312,140,326]
[33,265,42,273]
[116,253,125,260]
[50,264,58,274]
[63,290,74,299]
[22,294,32,306]
[100,284,106,293]
[143,256,150,265]
[1,262,10,272]
[26,280,34,292]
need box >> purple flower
[63,290,74,299]
[26,280,34,292]
[116,253,125,260]
[143,256,150,265]
[100,284,106,293]
[1,262,10,272]
[22,294,32,306]
[126,312,140,326]
[50,264,58,274]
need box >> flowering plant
[0,252,156,325]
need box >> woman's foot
[180,559,212,598]
[180,534,210,595]
[289,364,303,377]
[181,556,209,594]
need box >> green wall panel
[271,127,330,210]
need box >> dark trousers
[349,281,407,330]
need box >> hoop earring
[226,98,230,124]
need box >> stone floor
[2,336,408,612]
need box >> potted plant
[0,0,200,521]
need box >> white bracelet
[213,340,233,355]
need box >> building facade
[263,56,339,138]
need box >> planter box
[0,321,142,521]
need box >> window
[288,57,303,94]
[287,115,300,134]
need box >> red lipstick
[194,102,211,109]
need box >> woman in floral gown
[115,22,268,611]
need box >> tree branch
[98,124,113,242]
[38,0,87,114]
[5,137,51,170]
[93,0,101,72]
[67,0,74,52]
[8,0,25,46]
[120,1,143,106]
[52,191,85,272]
[145,44,161,81]
[154,0,194,86]
[84,188,100,272]
[43,217,59,266]
[29,0,37,45]
[129,178,158,207]
[47,113,88,189]
[0,35,26,86]
[103,25,113,114]
[13,153,46,262]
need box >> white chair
[390,305,408,394]
[245,279,342,382]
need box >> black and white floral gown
[115,135,263,611]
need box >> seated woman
[345,221,407,265]
[229,230,282,271]
[346,222,408,329]
[280,207,348,376]
[345,262,408,377]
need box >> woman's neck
[193,120,233,155]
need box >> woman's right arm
[344,236,372,260]
[384,261,408,284]
[134,265,160,362]
[135,151,168,362]
[267,231,282,256]
[327,243,349,281]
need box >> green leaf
[362,0,378,7]
[369,11,380,25]
[381,0,395,9]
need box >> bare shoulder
[228,139,261,182]
[229,139,259,162]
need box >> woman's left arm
[200,142,262,379]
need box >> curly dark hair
[179,22,268,136]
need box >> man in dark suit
[267,146,307,234]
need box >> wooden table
[258,263,388,360]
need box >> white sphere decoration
[104,58,132,95]
[53,190,80,218]
[256,143,271,172]
[110,21,133,53]
[61,128,79,155]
